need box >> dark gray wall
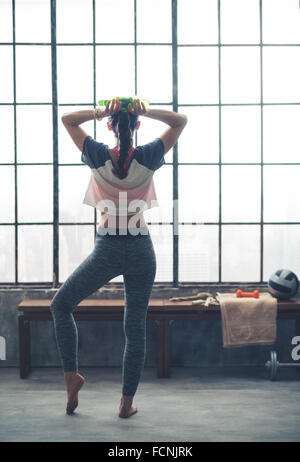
[0,286,296,369]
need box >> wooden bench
[18,297,300,379]
[18,299,168,379]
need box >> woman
[50,97,187,418]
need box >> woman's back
[61,98,188,231]
[81,136,166,227]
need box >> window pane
[264,225,300,282]
[0,106,14,163]
[221,47,260,103]
[59,225,95,283]
[178,106,219,164]
[57,46,93,104]
[264,105,300,163]
[0,0,12,42]
[58,106,94,164]
[59,166,94,223]
[179,224,218,282]
[0,166,15,222]
[146,165,173,224]
[148,224,173,282]
[178,0,218,44]
[95,0,134,43]
[96,114,115,146]
[15,0,50,43]
[221,0,260,44]
[263,0,300,44]
[263,47,300,103]
[17,166,53,222]
[16,45,52,102]
[222,225,260,281]
[137,0,171,43]
[137,104,173,163]
[222,166,261,222]
[221,106,261,163]
[18,225,52,282]
[178,47,219,104]
[0,226,15,283]
[179,166,219,222]
[137,46,172,103]
[57,0,93,43]
[96,46,135,100]
[264,166,300,222]
[0,46,13,103]
[17,105,53,163]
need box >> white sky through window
[0,0,299,284]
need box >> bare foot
[64,372,85,415]
[119,395,138,418]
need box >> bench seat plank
[17,296,300,380]
[18,297,300,313]
[18,298,165,311]
[162,298,300,311]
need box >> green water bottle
[98,96,149,112]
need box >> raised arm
[128,100,188,154]
[61,99,122,152]
[144,109,188,154]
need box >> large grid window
[0,0,299,287]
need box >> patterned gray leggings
[50,227,156,396]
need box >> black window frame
[0,0,299,289]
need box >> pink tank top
[111,147,135,170]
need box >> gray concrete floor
[0,366,299,442]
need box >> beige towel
[215,292,278,348]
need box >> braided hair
[109,111,139,179]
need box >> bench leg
[164,320,171,378]
[156,320,165,378]
[295,319,300,373]
[18,316,31,379]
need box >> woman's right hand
[128,98,149,116]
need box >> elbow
[180,114,188,126]
[172,115,188,129]
[179,113,188,123]
[61,114,76,126]
[61,113,71,121]
[61,114,68,124]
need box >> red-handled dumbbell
[236,289,260,298]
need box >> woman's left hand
[95,98,122,119]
